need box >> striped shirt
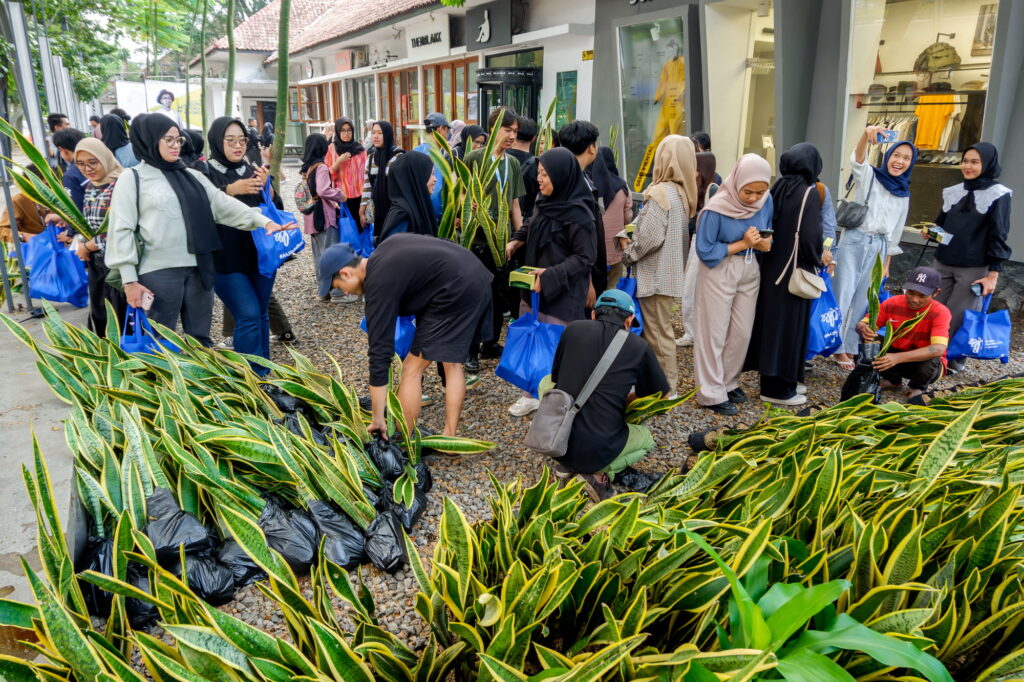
[83,180,117,251]
[360,149,404,207]
[874,295,952,360]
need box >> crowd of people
[1,104,1014,501]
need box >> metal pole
[4,1,47,154]
[0,161,37,314]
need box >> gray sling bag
[524,329,629,458]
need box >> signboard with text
[405,16,451,61]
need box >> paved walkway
[0,302,87,603]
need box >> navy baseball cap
[595,289,640,327]
[317,243,360,297]
[903,266,941,296]
[424,112,449,129]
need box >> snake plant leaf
[914,401,981,497]
[776,648,855,681]
[0,656,44,681]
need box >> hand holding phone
[141,291,155,312]
[875,129,898,144]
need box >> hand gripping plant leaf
[865,251,885,331]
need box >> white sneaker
[761,393,807,406]
[796,383,807,395]
[217,337,234,349]
[675,333,694,347]
[509,396,540,417]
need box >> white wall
[525,0,595,31]
[538,32,594,123]
[704,3,756,172]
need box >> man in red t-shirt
[856,266,951,398]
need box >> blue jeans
[833,229,888,356]
[214,270,276,375]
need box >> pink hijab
[700,153,772,222]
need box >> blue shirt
[114,144,139,169]
[695,195,774,268]
[413,143,444,219]
[62,163,87,211]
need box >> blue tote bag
[360,315,416,359]
[495,292,566,397]
[253,180,304,278]
[615,268,644,336]
[27,224,88,308]
[806,268,843,360]
[339,204,374,258]
[947,295,1011,363]
[120,307,180,355]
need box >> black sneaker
[479,343,504,359]
[704,400,739,416]
[576,472,613,502]
[464,357,481,374]
[726,388,748,404]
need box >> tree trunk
[270,0,289,191]
[200,0,208,131]
[224,0,236,116]
[184,0,201,129]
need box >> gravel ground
[200,160,1024,648]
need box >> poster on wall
[113,80,202,129]
[555,71,577,129]
[617,17,686,191]
[972,3,997,57]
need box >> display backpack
[293,163,322,215]
[914,42,962,73]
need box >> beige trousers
[693,253,760,406]
[639,294,678,394]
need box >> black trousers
[881,357,944,390]
[469,243,509,356]
[85,255,128,339]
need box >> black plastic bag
[358,395,372,412]
[174,554,237,606]
[145,489,215,564]
[257,495,319,574]
[366,435,406,481]
[613,466,663,494]
[308,500,367,568]
[217,539,267,588]
[364,511,406,573]
[126,563,159,630]
[78,537,114,617]
[262,384,302,413]
[374,485,428,532]
[841,360,882,403]
[414,460,433,494]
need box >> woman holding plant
[832,126,918,370]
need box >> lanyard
[495,154,509,191]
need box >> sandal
[833,356,855,371]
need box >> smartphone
[141,291,155,312]
[971,283,984,297]
[759,228,774,238]
[876,129,898,144]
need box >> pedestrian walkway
[0,303,87,603]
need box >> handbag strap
[574,329,629,410]
[775,185,815,287]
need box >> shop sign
[582,50,594,61]
[406,16,451,60]
[467,0,512,51]
[632,143,657,192]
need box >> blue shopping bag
[879,276,892,304]
[360,314,416,359]
[806,268,843,360]
[495,291,565,397]
[615,268,644,336]
[339,203,374,258]
[252,179,304,278]
[27,224,88,308]
[947,295,1011,363]
[120,306,180,355]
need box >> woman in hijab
[452,125,486,160]
[260,122,274,149]
[679,150,719,348]
[448,119,466,147]
[692,154,773,415]
[326,116,368,220]
[744,143,824,405]
[105,113,296,347]
[73,137,128,337]
[618,135,697,396]
[180,129,207,173]
[359,120,405,238]
[589,146,634,285]
[832,126,917,370]
[301,133,349,302]
[100,113,138,168]
[505,146,597,416]
[929,142,1012,374]
[378,152,438,242]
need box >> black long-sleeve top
[512,218,597,322]
[935,185,1012,272]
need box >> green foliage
[866,251,885,330]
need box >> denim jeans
[214,270,276,375]
[310,226,343,298]
[833,229,888,356]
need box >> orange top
[325,146,368,200]
[914,94,955,150]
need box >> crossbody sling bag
[835,171,873,229]
[775,185,826,300]
[524,329,629,458]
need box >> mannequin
[652,39,685,145]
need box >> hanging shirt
[914,94,955,149]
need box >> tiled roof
[200,0,336,56]
[267,0,437,62]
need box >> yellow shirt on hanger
[914,94,955,149]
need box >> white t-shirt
[848,151,910,256]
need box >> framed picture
[972,3,997,57]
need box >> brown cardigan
[0,192,45,243]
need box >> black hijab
[205,118,254,191]
[180,129,205,169]
[379,152,437,241]
[129,113,222,288]
[333,117,365,156]
[260,122,274,147]
[963,142,1001,192]
[525,147,596,266]
[370,121,402,229]
[100,114,130,152]
[589,146,629,208]
[771,142,822,226]
[300,133,329,175]
[455,125,486,158]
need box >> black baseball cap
[317,243,360,297]
[903,266,941,295]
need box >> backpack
[294,163,322,215]
[914,42,961,73]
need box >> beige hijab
[643,134,697,217]
[74,137,123,186]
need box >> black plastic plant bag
[841,360,882,403]
[308,500,367,568]
[144,488,214,564]
[78,536,114,617]
[257,494,319,574]
[166,554,237,606]
[374,485,428,532]
[366,435,406,481]
[364,510,406,573]
[125,563,159,630]
[414,460,433,494]
[217,539,267,588]
[613,466,662,494]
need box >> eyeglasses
[223,136,248,147]
[75,159,102,171]
[340,127,353,134]
[160,136,187,148]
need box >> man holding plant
[855,266,951,398]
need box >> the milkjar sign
[405,16,451,61]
